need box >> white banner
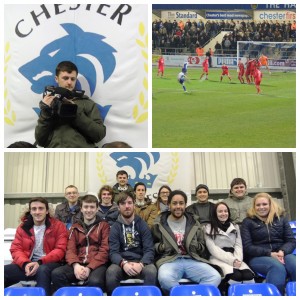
[4,4,148,147]
[88,152,194,201]
[253,10,296,22]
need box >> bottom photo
[4,152,296,296]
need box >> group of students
[4,174,296,296]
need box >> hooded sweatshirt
[109,214,154,266]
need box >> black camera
[43,86,85,118]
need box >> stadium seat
[111,285,162,296]
[228,283,281,296]
[4,286,46,296]
[286,281,296,296]
[170,284,221,296]
[53,286,104,296]
[289,220,296,236]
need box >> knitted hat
[195,184,209,195]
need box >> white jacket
[204,223,253,276]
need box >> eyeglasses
[160,192,170,195]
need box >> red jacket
[66,217,109,270]
[10,216,68,268]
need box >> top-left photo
[4,4,148,148]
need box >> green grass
[152,67,296,148]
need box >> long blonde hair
[247,192,285,224]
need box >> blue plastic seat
[286,281,296,296]
[170,284,221,296]
[289,220,296,235]
[4,286,46,296]
[112,285,162,296]
[53,286,104,296]
[228,283,281,296]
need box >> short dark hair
[116,170,128,178]
[29,197,49,211]
[115,191,135,205]
[56,61,78,76]
[7,141,36,148]
[168,190,187,204]
[80,194,99,208]
[134,182,146,192]
[102,141,132,148]
[230,178,247,189]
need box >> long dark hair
[208,201,232,239]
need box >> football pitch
[152,67,296,148]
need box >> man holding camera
[35,61,106,148]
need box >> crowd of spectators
[152,17,296,56]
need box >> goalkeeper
[259,54,271,75]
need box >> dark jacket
[97,203,119,227]
[109,214,154,265]
[186,201,215,224]
[112,183,134,196]
[241,215,296,262]
[35,96,106,148]
[10,215,68,268]
[66,216,110,270]
[54,201,81,226]
[152,211,216,270]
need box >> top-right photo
[152,4,296,148]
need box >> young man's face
[55,70,77,91]
[30,201,48,226]
[117,174,128,187]
[119,196,135,219]
[169,194,186,219]
[81,201,98,223]
[135,185,146,202]
[231,184,246,199]
[101,190,113,206]
[196,188,208,203]
[65,187,79,205]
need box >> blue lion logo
[110,152,160,188]
[19,23,117,120]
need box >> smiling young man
[55,185,81,229]
[52,194,109,293]
[112,170,134,196]
[4,197,68,296]
[35,60,106,148]
[223,178,253,224]
[106,191,157,295]
[97,185,119,226]
[134,182,158,228]
[152,190,221,295]
[186,184,215,224]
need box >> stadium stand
[111,285,162,296]
[228,283,281,296]
[4,287,46,296]
[170,284,221,296]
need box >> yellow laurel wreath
[167,153,179,184]
[133,22,148,124]
[4,42,16,126]
[96,153,108,184]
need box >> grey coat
[204,223,253,276]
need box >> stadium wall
[153,54,296,70]
[4,152,295,228]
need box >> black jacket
[241,215,295,262]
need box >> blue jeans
[158,257,221,294]
[248,254,296,295]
